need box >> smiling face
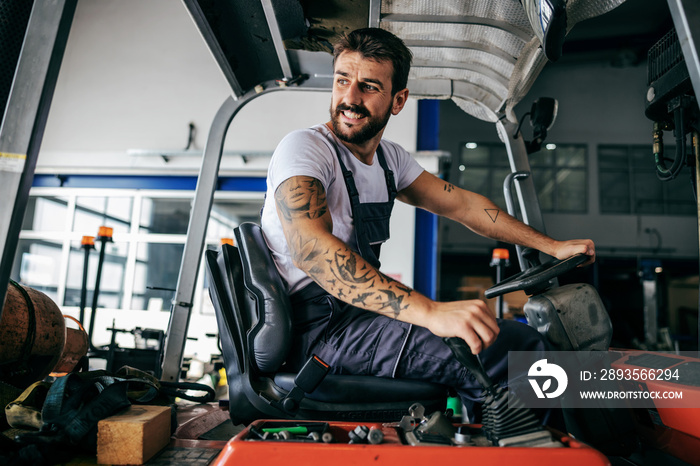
[329,51,408,148]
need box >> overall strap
[334,146,361,209]
[375,144,398,201]
[335,143,397,202]
[335,142,396,268]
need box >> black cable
[88,237,108,352]
[671,107,687,178]
[656,107,686,181]
[513,112,531,139]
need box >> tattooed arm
[398,171,595,263]
[275,175,500,353]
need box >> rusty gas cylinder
[0,280,66,388]
[51,316,89,375]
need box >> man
[260,28,594,411]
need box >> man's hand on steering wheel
[485,239,596,299]
[552,239,596,266]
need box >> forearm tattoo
[320,247,412,319]
[485,208,500,223]
[275,177,413,319]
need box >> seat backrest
[233,222,292,373]
[205,222,292,376]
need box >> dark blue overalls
[288,143,546,416]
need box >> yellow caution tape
[0,152,27,173]
[0,152,26,160]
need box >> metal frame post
[503,171,531,271]
[0,0,77,319]
[496,119,548,270]
[160,94,248,382]
[368,0,381,28]
[161,85,329,382]
[260,0,293,79]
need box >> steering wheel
[484,252,589,299]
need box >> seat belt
[270,355,330,415]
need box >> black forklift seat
[205,222,448,425]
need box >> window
[458,142,588,213]
[12,187,265,314]
[599,145,695,215]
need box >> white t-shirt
[260,124,425,293]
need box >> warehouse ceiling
[183,0,671,123]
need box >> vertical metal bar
[503,171,531,270]
[414,210,438,299]
[161,85,332,382]
[694,131,700,354]
[494,264,504,318]
[260,0,293,79]
[414,100,439,299]
[88,236,109,351]
[161,89,277,381]
[161,95,239,382]
[79,243,92,324]
[57,194,76,307]
[667,0,700,100]
[369,0,382,28]
[122,192,142,310]
[56,232,70,306]
[496,119,548,270]
[0,0,77,319]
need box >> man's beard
[330,102,392,145]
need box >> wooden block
[97,405,171,465]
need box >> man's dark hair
[333,28,413,95]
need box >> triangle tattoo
[485,209,499,223]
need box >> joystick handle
[443,337,494,390]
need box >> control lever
[443,337,544,445]
[442,337,494,392]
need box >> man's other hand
[553,239,595,266]
[424,300,500,354]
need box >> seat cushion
[274,373,447,403]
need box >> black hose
[513,112,531,139]
[656,107,686,181]
[79,246,91,325]
[88,238,108,351]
